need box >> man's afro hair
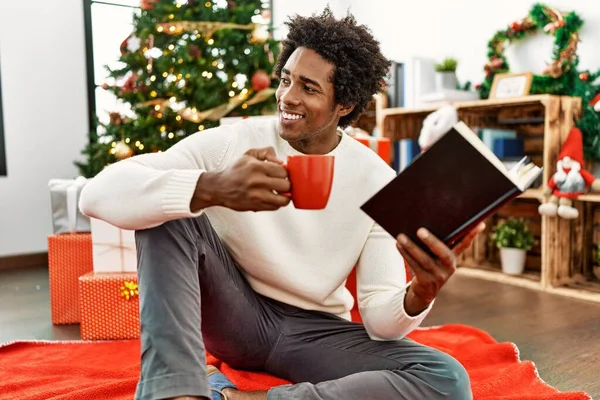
[274,7,391,128]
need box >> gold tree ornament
[251,25,269,44]
[156,21,255,37]
[113,141,134,160]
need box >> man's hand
[191,146,291,212]
[397,223,485,316]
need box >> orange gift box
[355,136,391,164]
[48,233,94,325]
[78,272,140,340]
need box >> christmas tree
[76,0,279,177]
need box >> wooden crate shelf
[518,188,544,201]
[457,260,542,291]
[577,194,600,203]
[380,94,600,304]
[556,202,600,301]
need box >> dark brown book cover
[360,122,541,254]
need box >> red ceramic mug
[281,155,335,210]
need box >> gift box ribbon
[94,229,134,270]
[66,180,84,233]
[48,176,88,233]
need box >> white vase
[435,72,458,91]
[499,247,527,275]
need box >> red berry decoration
[140,0,157,10]
[251,70,271,92]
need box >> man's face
[275,47,346,145]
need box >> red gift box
[48,233,94,325]
[355,136,391,164]
[78,272,140,340]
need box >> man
[80,8,483,400]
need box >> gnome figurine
[538,127,600,219]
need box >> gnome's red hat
[558,127,584,166]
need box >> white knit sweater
[79,118,432,340]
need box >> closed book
[478,128,516,149]
[393,139,420,173]
[492,137,524,159]
[360,121,542,255]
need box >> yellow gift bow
[120,281,139,300]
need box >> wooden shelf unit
[380,94,600,304]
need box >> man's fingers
[260,147,282,163]
[247,147,283,164]
[260,176,291,193]
[452,223,485,256]
[415,228,456,270]
[397,244,417,273]
[258,160,288,178]
[259,190,291,208]
[397,244,431,280]
[451,240,471,258]
[396,234,437,273]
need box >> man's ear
[338,103,355,117]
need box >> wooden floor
[1,266,599,398]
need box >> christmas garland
[477,3,600,161]
[477,3,583,98]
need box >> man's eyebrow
[281,68,322,90]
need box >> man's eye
[305,86,316,93]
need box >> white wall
[0,0,89,257]
[273,0,351,39]
[347,0,600,91]
[273,0,600,97]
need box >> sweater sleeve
[356,223,434,340]
[79,124,237,231]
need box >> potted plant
[490,217,535,275]
[434,57,459,91]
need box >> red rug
[0,324,591,400]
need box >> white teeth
[281,111,304,120]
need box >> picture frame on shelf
[489,72,533,99]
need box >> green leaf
[491,217,536,250]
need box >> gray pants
[133,215,472,400]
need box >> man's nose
[280,85,301,105]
